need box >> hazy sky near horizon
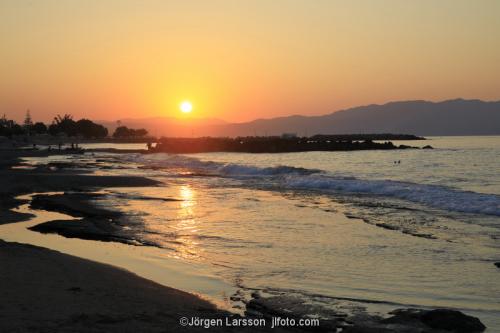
[1,0,499,123]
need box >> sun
[180,101,193,113]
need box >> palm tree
[50,114,76,136]
[53,114,73,125]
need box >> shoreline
[3,193,238,310]
[0,149,257,332]
[0,149,488,332]
[0,239,241,332]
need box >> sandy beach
[0,148,490,332]
[0,150,282,332]
[0,239,231,333]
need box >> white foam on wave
[126,153,319,176]
[124,153,500,217]
[284,175,500,217]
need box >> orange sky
[1,0,499,123]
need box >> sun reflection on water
[173,184,201,260]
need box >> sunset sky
[1,0,499,123]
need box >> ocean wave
[284,175,500,216]
[126,153,320,176]
[124,153,500,217]
[218,164,318,176]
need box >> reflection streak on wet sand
[0,193,235,310]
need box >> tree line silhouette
[0,112,148,139]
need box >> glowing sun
[180,101,193,113]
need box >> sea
[13,136,500,329]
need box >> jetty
[151,135,425,154]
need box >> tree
[48,123,59,136]
[133,128,148,137]
[75,119,108,138]
[10,123,25,136]
[23,110,33,135]
[50,114,77,136]
[32,122,48,134]
[113,126,148,138]
[113,126,131,138]
[0,114,25,137]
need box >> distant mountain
[98,99,500,137]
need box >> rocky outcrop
[381,308,486,333]
[153,137,421,154]
[246,295,486,333]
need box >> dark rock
[246,296,340,331]
[383,308,486,332]
[250,291,261,299]
[375,223,399,231]
[0,196,34,225]
[28,218,136,245]
[422,145,434,149]
[0,210,34,225]
[494,262,500,268]
[153,137,418,154]
[422,309,485,332]
[30,193,120,218]
[245,294,486,333]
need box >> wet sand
[0,150,288,332]
[0,239,233,332]
[0,149,487,332]
[0,150,275,332]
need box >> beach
[0,143,497,332]
[0,150,286,332]
[0,240,228,333]
[0,150,229,332]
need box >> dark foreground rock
[246,296,341,331]
[27,192,164,247]
[28,218,143,245]
[246,296,486,333]
[494,262,500,268]
[381,308,486,333]
[0,209,34,225]
[0,149,155,228]
[30,192,120,218]
[0,194,34,224]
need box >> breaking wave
[125,153,320,176]
[124,153,500,217]
[284,175,500,217]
